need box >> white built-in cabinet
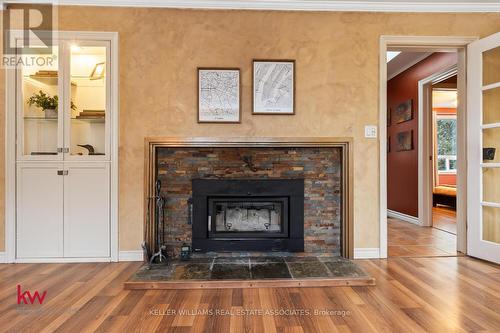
[14,35,115,260]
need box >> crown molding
[3,0,500,13]
[387,52,432,80]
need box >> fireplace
[192,179,304,252]
[146,141,352,258]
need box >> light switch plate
[364,125,378,138]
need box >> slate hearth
[128,256,370,282]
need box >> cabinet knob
[57,170,69,176]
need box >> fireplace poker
[149,179,167,265]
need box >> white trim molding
[15,257,113,263]
[119,250,144,262]
[388,53,432,80]
[387,209,420,225]
[354,248,380,259]
[417,65,458,228]
[0,252,6,263]
[3,0,500,12]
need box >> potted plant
[28,90,77,119]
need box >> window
[436,115,457,173]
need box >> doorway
[386,51,461,257]
[378,36,477,259]
[432,83,458,235]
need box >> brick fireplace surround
[144,138,353,259]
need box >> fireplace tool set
[142,179,167,266]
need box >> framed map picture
[253,60,295,115]
[198,68,241,123]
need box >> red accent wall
[387,53,457,217]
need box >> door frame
[4,31,119,263]
[418,65,458,229]
[379,36,477,258]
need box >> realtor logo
[2,3,56,68]
[17,285,47,305]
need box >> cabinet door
[16,42,64,161]
[64,41,111,161]
[64,163,110,257]
[16,163,64,258]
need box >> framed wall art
[252,59,295,115]
[396,130,413,151]
[394,99,413,123]
[198,68,241,123]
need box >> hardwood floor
[433,206,457,235]
[1,258,499,332]
[388,218,458,257]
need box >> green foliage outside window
[436,117,457,172]
[437,118,457,156]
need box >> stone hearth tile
[251,263,291,279]
[211,264,251,280]
[318,256,344,262]
[284,256,320,263]
[250,257,285,264]
[131,264,174,281]
[323,260,368,278]
[178,257,214,264]
[214,257,250,265]
[171,264,211,280]
[287,262,331,278]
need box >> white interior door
[467,32,500,264]
[63,163,110,257]
[16,163,64,258]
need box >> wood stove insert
[192,179,304,252]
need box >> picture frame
[396,130,413,151]
[394,99,413,124]
[198,67,241,123]
[252,59,295,115]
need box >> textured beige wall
[1,7,500,252]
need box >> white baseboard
[119,250,144,262]
[387,209,420,225]
[15,257,114,263]
[354,248,380,259]
[0,252,5,263]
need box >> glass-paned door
[467,32,500,264]
[65,41,110,160]
[16,40,110,161]
[17,42,63,160]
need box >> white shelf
[24,117,105,123]
[27,75,77,86]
